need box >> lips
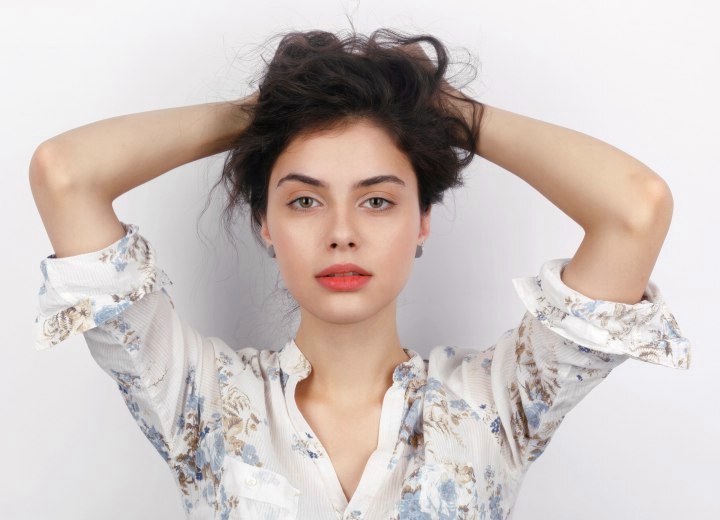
[316,274,371,291]
[316,263,371,277]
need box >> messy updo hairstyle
[200,27,484,330]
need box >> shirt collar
[277,338,426,390]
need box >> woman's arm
[471,104,674,304]
[30,92,257,258]
[31,92,257,201]
[475,105,670,232]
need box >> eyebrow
[276,172,406,190]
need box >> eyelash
[287,196,396,212]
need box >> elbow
[29,141,75,193]
[625,174,674,233]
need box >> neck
[293,300,410,407]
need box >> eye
[363,197,395,211]
[287,196,396,212]
[287,196,319,210]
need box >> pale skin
[259,120,429,500]
[261,120,425,407]
[257,103,673,411]
[30,59,673,504]
[258,107,672,501]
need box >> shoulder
[426,344,486,382]
[427,344,483,367]
[206,336,282,381]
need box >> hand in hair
[401,41,480,135]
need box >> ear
[260,216,271,247]
[419,205,432,243]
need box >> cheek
[273,231,319,291]
[379,216,420,253]
[376,228,419,280]
[275,233,309,272]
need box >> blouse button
[245,477,257,486]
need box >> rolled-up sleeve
[33,221,221,476]
[34,221,174,350]
[464,258,692,474]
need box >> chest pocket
[223,456,300,519]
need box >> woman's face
[261,118,431,325]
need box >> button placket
[223,456,301,517]
[284,374,348,510]
[277,340,427,517]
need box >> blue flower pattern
[34,222,692,518]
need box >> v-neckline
[277,338,426,515]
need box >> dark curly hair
[208,27,483,245]
[201,27,484,329]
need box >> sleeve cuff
[33,221,173,351]
[511,258,692,370]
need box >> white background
[2,0,717,518]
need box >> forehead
[270,119,415,189]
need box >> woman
[31,28,691,519]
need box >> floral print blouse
[34,221,692,519]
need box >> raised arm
[443,102,690,474]
[472,104,673,305]
[406,33,673,305]
[29,92,257,257]
[30,93,260,510]
[407,43,689,481]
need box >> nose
[331,241,355,251]
[327,205,358,253]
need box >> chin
[299,298,390,325]
[309,304,373,322]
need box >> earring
[415,241,425,258]
[268,245,276,258]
